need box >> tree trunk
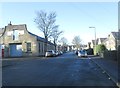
[44,36,48,55]
[54,40,56,52]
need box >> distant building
[91,38,107,49]
[0,23,55,57]
[91,39,98,48]
[98,38,107,45]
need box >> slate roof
[99,38,107,43]
[111,32,119,39]
[0,28,5,35]
[28,32,54,45]
[92,39,98,45]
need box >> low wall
[101,51,117,61]
[118,45,120,62]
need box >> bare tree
[51,27,63,51]
[72,36,81,50]
[60,37,68,46]
[34,10,58,53]
[59,37,68,52]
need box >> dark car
[75,50,79,55]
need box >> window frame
[27,42,31,52]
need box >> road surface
[2,52,117,87]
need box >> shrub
[96,44,106,55]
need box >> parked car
[55,51,59,56]
[59,51,63,55]
[78,50,87,57]
[57,51,60,55]
[55,51,63,56]
[45,50,56,57]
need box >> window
[13,29,19,40]
[27,43,31,52]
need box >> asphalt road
[2,52,117,87]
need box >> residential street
[2,52,118,87]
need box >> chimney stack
[8,21,12,25]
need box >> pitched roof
[111,32,119,39]
[99,38,107,43]
[92,40,95,45]
[28,32,54,45]
[0,28,5,35]
[92,39,98,45]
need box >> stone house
[103,32,119,51]
[0,23,55,57]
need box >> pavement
[89,56,120,88]
[1,56,46,67]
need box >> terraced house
[0,22,55,57]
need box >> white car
[55,51,59,56]
[59,51,63,55]
[45,50,56,57]
[78,50,87,57]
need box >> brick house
[0,23,55,57]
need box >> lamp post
[89,27,97,55]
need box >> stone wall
[102,50,117,61]
[118,45,120,62]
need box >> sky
[0,2,118,45]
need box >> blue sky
[0,2,118,44]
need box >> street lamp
[89,27,97,55]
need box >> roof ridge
[28,31,54,45]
